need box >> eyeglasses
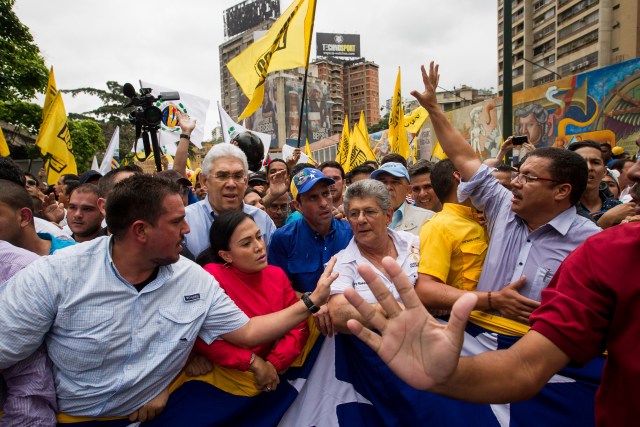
[513,173,564,185]
[347,208,381,221]
[26,179,37,186]
[268,204,290,213]
[213,172,245,183]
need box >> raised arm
[410,62,482,181]
[344,257,568,402]
[173,110,196,178]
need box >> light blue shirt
[0,236,249,417]
[390,201,407,229]
[184,199,276,258]
[458,165,601,301]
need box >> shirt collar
[441,203,474,219]
[342,228,413,264]
[544,205,578,236]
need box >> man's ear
[555,183,572,203]
[97,198,106,217]
[18,207,33,228]
[291,199,301,212]
[131,220,148,243]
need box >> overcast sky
[14,0,498,136]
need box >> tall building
[314,57,380,133]
[498,0,640,92]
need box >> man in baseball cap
[269,168,353,336]
[372,162,435,235]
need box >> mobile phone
[512,135,528,146]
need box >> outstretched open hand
[344,256,477,390]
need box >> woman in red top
[194,211,309,393]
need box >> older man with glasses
[184,144,276,258]
[410,61,601,323]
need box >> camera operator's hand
[176,110,196,136]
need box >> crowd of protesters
[1,61,640,426]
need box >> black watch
[301,292,320,314]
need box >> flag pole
[296,0,317,148]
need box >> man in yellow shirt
[416,159,488,309]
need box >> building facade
[313,57,381,134]
[498,0,640,92]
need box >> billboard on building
[245,76,279,147]
[316,33,361,58]
[223,0,280,38]
[285,78,332,146]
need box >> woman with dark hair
[194,211,313,395]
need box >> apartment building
[498,0,640,92]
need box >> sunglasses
[26,179,37,186]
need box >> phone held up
[512,135,528,146]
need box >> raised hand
[410,61,440,110]
[344,256,477,390]
[310,256,338,308]
[176,110,196,135]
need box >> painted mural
[419,57,640,160]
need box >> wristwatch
[301,292,320,314]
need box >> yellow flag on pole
[0,127,9,157]
[35,93,77,184]
[42,66,58,120]
[344,112,376,171]
[336,115,350,168]
[304,138,315,163]
[227,0,316,120]
[431,141,448,160]
[404,106,429,134]
[388,67,410,159]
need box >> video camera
[122,82,180,171]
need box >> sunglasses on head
[26,179,37,186]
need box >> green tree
[0,0,48,102]
[64,81,136,163]
[369,112,390,133]
[68,119,106,172]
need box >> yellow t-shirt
[418,203,488,290]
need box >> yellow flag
[358,111,369,142]
[304,138,315,163]
[388,67,410,159]
[431,141,448,160]
[42,66,58,120]
[336,114,350,168]
[35,93,77,185]
[344,112,376,171]
[228,0,316,120]
[404,106,429,134]
[0,127,9,157]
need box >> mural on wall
[284,78,332,147]
[420,57,640,160]
[245,76,279,148]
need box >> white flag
[91,156,99,171]
[139,81,209,149]
[100,127,120,175]
[281,144,310,164]
[217,102,271,166]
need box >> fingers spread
[446,293,477,340]
[346,318,382,353]
[357,262,402,321]
[344,286,387,333]
[381,256,423,310]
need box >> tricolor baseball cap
[290,168,335,200]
